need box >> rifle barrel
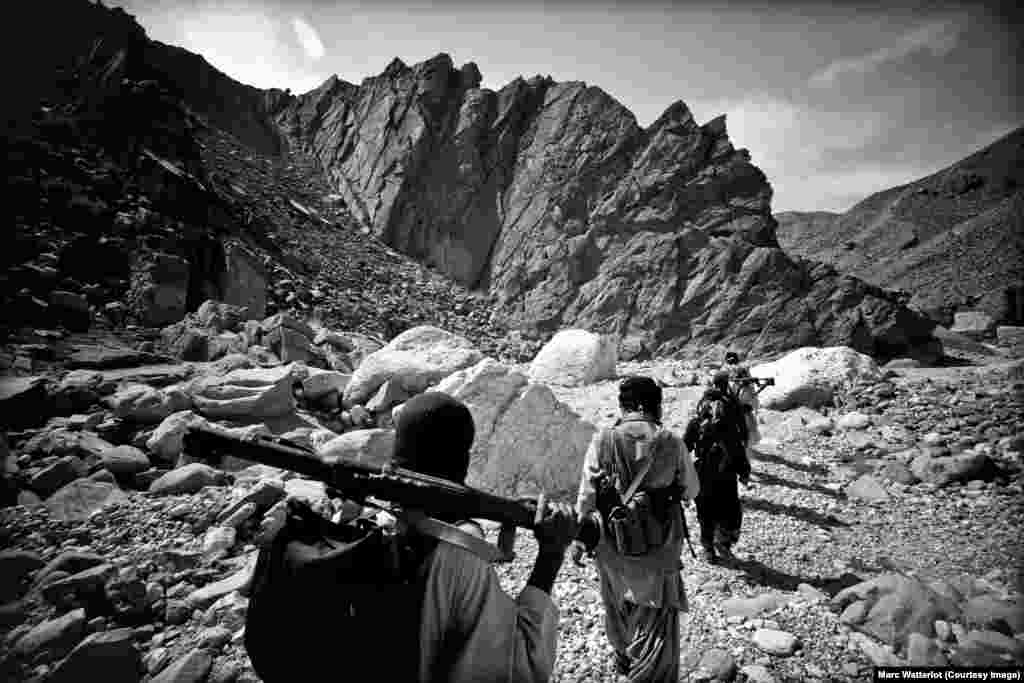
[183,426,539,530]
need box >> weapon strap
[399,509,504,564]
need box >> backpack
[244,498,435,682]
[593,424,678,556]
[692,389,745,476]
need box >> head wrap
[712,370,731,391]
[391,392,475,484]
[618,376,662,413]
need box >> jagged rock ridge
[268,55,937,359]
[10,1,939,361]
[776,127,1024,326]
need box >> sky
[110,0,1021,214]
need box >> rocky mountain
[7,0,940,363]
[268,56,939,360]
[5,0,513,368]
[776,128,1024,326]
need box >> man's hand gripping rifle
[183,425,594,563]
[733,375,775,394]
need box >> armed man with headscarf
[684,370,752,565]
[571,376,700,683]
[255,391,578,683]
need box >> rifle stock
[183,425,546,532]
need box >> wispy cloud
[177,9,325,93]
[809,17,965,87]
[292,17,326,61]
[691,94,898,212]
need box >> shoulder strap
[621,443,655,502]
[399,510,503,564]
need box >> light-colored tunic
[575,417,701,682]
[575,418,700,610]
[418,538,559,683]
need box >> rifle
[732,376,775,394]
[183,425,595,563]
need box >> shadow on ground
[751,447,829,475]
[728,556,864,595]
[753,471,843,499]
[744,497,850,529]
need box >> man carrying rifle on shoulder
[246,392,578,683]
[722,350,774,456]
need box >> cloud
[177,9,325,93]
[691,95,902,212]
[292,17,326,60]
[809,17,965,87]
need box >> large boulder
[29,456,88,498]
[220,242,266,319]
[128,252,190,327]
[146,410,208,462]
[44,480,127,522]
[527,329,618,386]
[344,326,483,405]
[107,384,192,423]
[434,359,595,497]
[951,311,996,339]
[22,429,114,464]
[195,300,249,332]
[910,450,1000,487]
[185,365,297,419]
[46,628,141,683]
[13,608,87,661]
[54,370,107,413]
[831,573,961,650]
[301,369,350,400]
[752,346,883,410]
[149,463,229,496]
[0,375,51,428]
[317,429,395,466]
[100,446,152,479]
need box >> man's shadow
[743,497,849,529]
[753,471,843,499]
[727,556,865,595]
[750,447,829,475]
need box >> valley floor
[1,356,1021,682]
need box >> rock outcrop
[434,359,596,497]
[269,55,939,359]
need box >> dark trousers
[695,473,742,550]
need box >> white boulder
[301,369,350,400]
[435,359,596,498]
[752,346,882,410]
[316,429,395,467]
[527,329,618,387]
[186,365,297,419]
[343,326,482,405]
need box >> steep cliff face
[270,55,937,359]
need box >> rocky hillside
[776,128,1024,326]
[7,0,943,362]
[5,0,517,368]
[268,56,940,360]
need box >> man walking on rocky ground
[255,392,578,683]
[723,351,762,455]
[571,376,700,682]
[684,371,751,565]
